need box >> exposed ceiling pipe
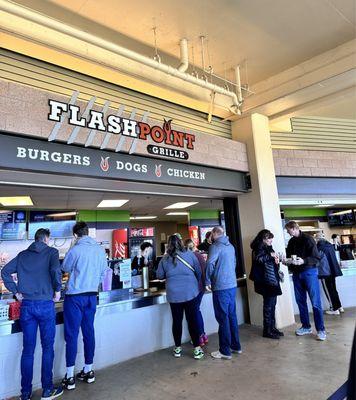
[177,38,189,72]
[0,0,241,112]
[235,65,243,104]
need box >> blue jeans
[196,291,205,336]
[20,300,56,395]
[293,268,325,331]
[64,295,97,367]
[212,287,241,356]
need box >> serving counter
[0,281,248,399]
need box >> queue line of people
[1,220,347,399]
[156,227,242,360]
[1,223,242,399]
[250,221,345,342]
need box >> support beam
[232,113,295,328]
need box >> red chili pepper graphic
[163,119,172,136]
[155,164,162,178]
[100,156,110,172]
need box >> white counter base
[0,289,246,399]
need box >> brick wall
[273,149,356,177]
[0,80,249,172]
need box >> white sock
[84,364,93,373]
[66,366,75,378]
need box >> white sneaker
[211,351,232,360]
[338,307,345,313]
[231,349,243,354]
[325,310,340,315]
[173,346,182,358]
[316,331,327,341]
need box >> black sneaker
[76,369,96,384]
[263,331,280,340]
[272,328,284,337]
[61,374,76,390]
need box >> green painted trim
[77,210,130,222]
[77,210,97,222]
[96,210,130,222]
[189,210,220,220]
[283,208,327,218]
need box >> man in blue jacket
[1,228,63,400]
[61,222,107,391]
[205,226,242,359]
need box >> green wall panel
[189,210,220,220]
[283,208,327,218]
[77,210,97,222]
[77,210,130,222]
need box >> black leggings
[170,296,200,347]
[321,276,342,311]
[263,295,277,333]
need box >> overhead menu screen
[28,210,76,239]
[0,210,27,240]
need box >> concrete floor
[30,308,355,400]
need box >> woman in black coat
[249,229,283,339]
[316,234,344,315]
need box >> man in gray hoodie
[206,226,242,360]
[61,222,107,390]
[1,228,63,400]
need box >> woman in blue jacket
[156,234,204,360]
[249,229,283,339]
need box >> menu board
[0,210,27,240]
[28,210,76,239]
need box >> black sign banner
[0,134,247,192]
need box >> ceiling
[12,0,356,86]
[0,184,223,221]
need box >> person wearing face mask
[249,229,283,339]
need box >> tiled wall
[273,149,356,177]
[0,80,249,172]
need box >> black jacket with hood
[317,239,343,277]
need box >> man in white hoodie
[61,222,107,390]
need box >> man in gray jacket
[61,222,107,390]
[206,226,242,359]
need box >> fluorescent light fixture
[279,197,356,206]
[0,196,33,206]
[97,199,129,208]
[313,204,335,208]
[166,212,189,216]
[329,209,352,216]
[164,202,198,209]
[46,211,77,218]
[130,216,157,220]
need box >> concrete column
[232,113,295,328]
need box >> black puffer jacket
[317,239,343,277]
[249,244,282,297]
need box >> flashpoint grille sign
[0,134,246,192]
[48,99,195,160]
